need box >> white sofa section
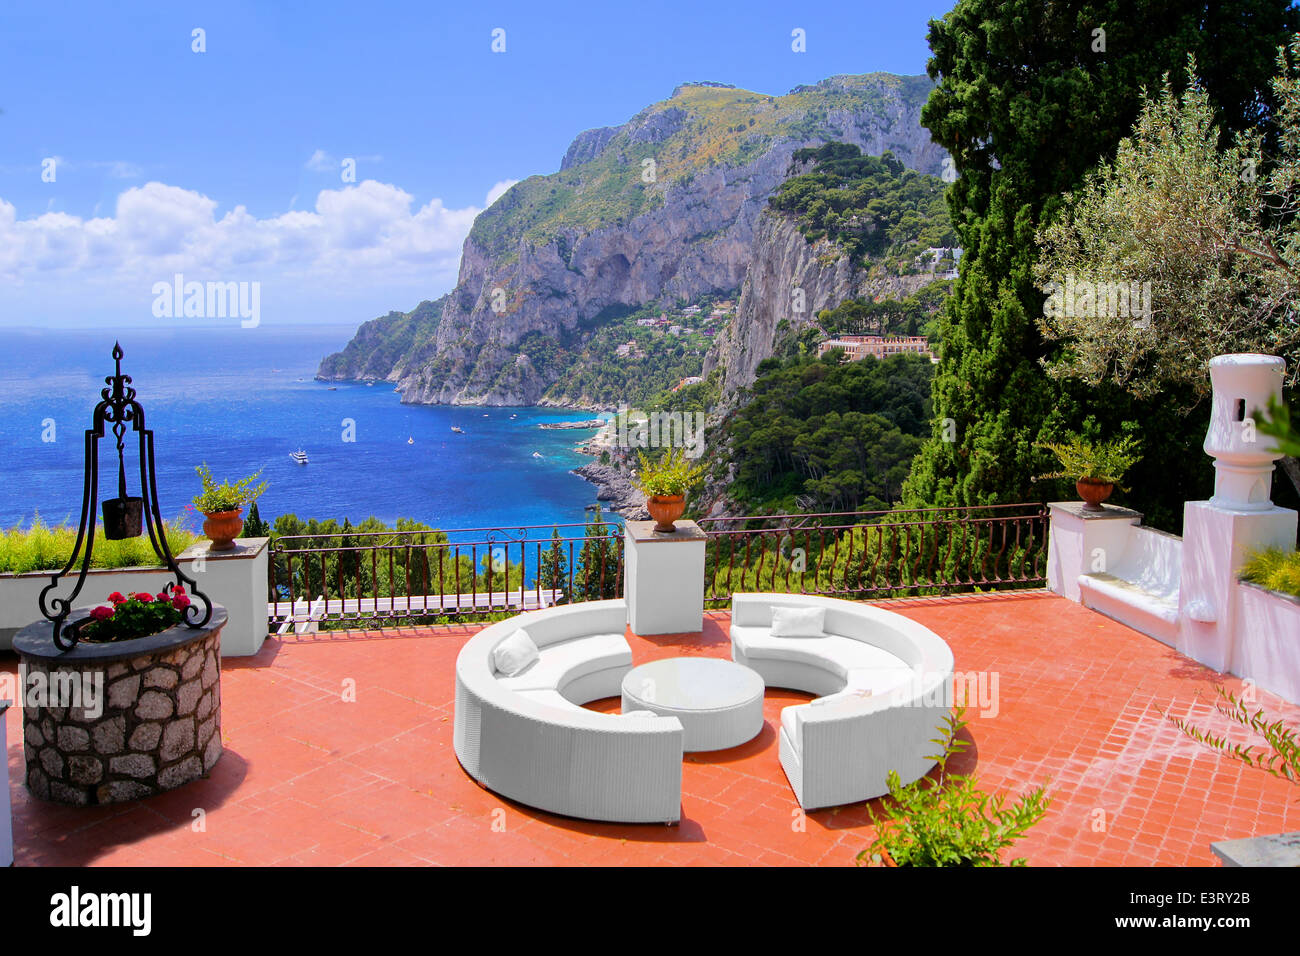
[1078,526,1183,646]
[730,593,954,811]
[453,600,684,824]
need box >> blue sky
[0,0,954,328]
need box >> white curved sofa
[730,593,954,810]
[454,599,684,823]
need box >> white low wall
[1234,581,1300,704]
[0,537,268,658]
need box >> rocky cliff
[319,73,946,404]
[703,212,937,408]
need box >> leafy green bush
[633,448,706,497]
[858,708,1051,867]
[1240,547,1300,599]
[0,515,201,574]
[193,463,267,513]
[1033,433,1142,486]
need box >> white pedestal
[1046,502,1142,602]
[624,520,707,636]
[1178,501,1298,673]
[177,537,270,657]
[1,700,12,867]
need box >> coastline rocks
[572,463,648,520]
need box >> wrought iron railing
[267,521,623,633]
[266,503,1049,631]
[698,503,1049,607]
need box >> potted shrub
[1033,433,1142,511]
[193,464,267,552]
[633,448,706,533]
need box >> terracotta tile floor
[5,590,1299,866]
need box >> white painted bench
[453,600,684,824]
[729,593,954,810]
[1077,526,1183,646]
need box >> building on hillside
[817,335,933,362]
[670,376,704,392]
[636,318,657,326]
[615,340,644,358]
[682,305,702,316]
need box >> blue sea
[0,326,609,537]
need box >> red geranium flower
[156,591,170,602]
[172,594,191,610]
[107,591,127,604]
[134,592,154,603]
[89,605,114,621]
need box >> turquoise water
[0,326,608,535]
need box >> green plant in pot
[633,448,706,533]
[1033,433,1141,512]
[192,464,267,552]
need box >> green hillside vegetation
[725,351,934,512]
[769,142,956,273]
[469,74,934,263]
[528,295,732,407]
[769,143,956,274]
[317,296,445,380]
[816,282,951,338]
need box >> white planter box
[0,538,268,658]
[1233,580,1300,705]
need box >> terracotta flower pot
[202,508,244,552]
[1076,479,1114,512]
[646,494,686,533]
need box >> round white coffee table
[621,657,765,752]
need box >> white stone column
[1178,354,1297,674]
[1046,501,1142,602]
[0,700,11,866]
[624,520,707,636]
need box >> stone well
[12,606,227,806]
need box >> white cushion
[492,629,539,676]
[770,606,826,638]
[739,631,911,678]
[496,632,632,692]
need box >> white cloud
[485,179,519,206]
[305,149,334,172]
[0,179,489,323]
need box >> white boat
[290,449,309,465]
[532,452,543,459]
[451,426,464,434]
[407,437,414,445]
[367,382,374,387]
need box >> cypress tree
[903,0,1298,529]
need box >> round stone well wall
[13,606,227,806]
